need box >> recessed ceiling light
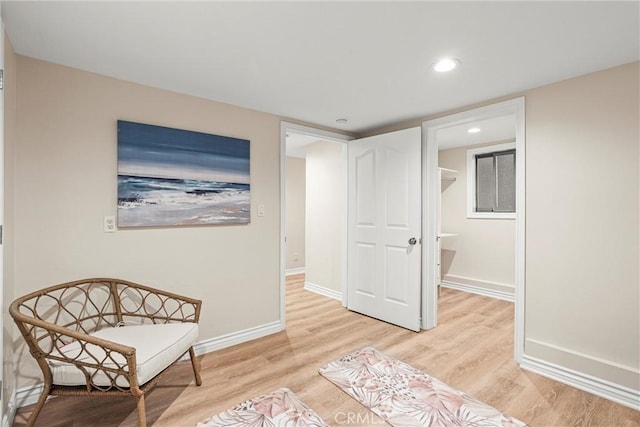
[432,58,461,73]
[467,127,481,134]
[336,118,348,126]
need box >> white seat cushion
[49,322,199,387]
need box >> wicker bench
[9,278,203,427]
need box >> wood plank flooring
[13,274,640,426]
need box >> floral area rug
[319,346,527,427]
[197,387,329,427]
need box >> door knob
[408,237,417,245]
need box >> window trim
[466,142,516,219]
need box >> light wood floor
[14,274,639,426]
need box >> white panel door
[0,11,5,422]
[347,127,422,331]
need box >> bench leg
[136,394,147,427]
[25,384,50,427]
[189,347,202,386]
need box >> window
[466,143,516,219]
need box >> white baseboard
[441,279,515,302]
[2,384,18,427]
[521,354,640,410]
[8,319,284,417]
[2,382,45,424]
[285,267,305,276]
[304,281,342,301]
[14,383,44,410]
[192,320,283,356]
[1,390,11,427]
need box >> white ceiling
[3,1,639,134]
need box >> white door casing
[421,97,525,362]
[279,122,352,329]
[347,127,422,332]
[0,9,5,423]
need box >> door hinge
[0,69,4,90]
[0,225,3,244]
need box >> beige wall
[285,156,305,271]
[524,61,639,388]
[11,56,282,389]
[4,35,637,409]
[3,34,17,418]
[363,61,639,392]
[439,146,516,295]
[305,141,344,294]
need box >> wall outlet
[104,216,116,233]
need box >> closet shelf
[439,233,458,238]
[439,167,458,182]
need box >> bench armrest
[114,279,202,324]
[11,313,140,391]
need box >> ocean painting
[117,120,250,227]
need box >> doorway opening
[279,122,352,328]
[422,97,526,362]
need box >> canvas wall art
[117,120,250,227]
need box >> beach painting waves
[117,121,250,227]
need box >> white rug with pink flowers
[319,346,527,427]
[196,387,328,427]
